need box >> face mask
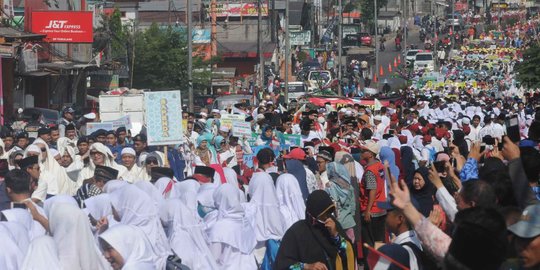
[197,203,214,218]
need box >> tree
[358,0,388,33]
[516,45,540,89]
[132,23,212,92]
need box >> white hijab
[275,174,306,229]
[108,185,170,270]
[246,172,286,241]
[0,222,25,269]
[154,177,177,199]
[98,224,156,270]
[134,180,164,208]
[207,184,257,254]
[223,167,246,202]
[1,208,45,240]
[48,203,111,270]
[78,143,128,184]
[103,179,128,194]
[21,236,62,270]
[43,194,78,216]
[173,179,201,221]
[162,199,219,270]
[83,193,113,220]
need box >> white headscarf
[78,143,128,185]
[246,172,286,241]
[134,181,164,208]
[162,199,219,270]
[108,185,170,270]
[48,203,111,270]
[1,208,45,240]
[43,194,78,216]
[57,137,84,181]
[154,177,176,199]
[0,221,30,257]
[83,193,113,220]
[103,179,128,194]
[173,180,201,220]
[275,174,306,229]
[21,235,62,270]
[98,224,156,270]
[0,222,25,269]
[207,184,257,254]
[223,167,246,202]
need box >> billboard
[144,91,183,146]
[215,3,268,17]
[31,11,93,43]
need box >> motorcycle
[419,28,426,42]
[379,42,386,51]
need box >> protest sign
[103,115,132,130]
[144,91,183,146]
[283,134,301,147]
[86,122,114,134]
[232,121,252,138]
[220,114,245,129]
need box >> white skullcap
[461,117,470,125]
[83,112,96,120]
[49,148,60,157]
[26,144,41,154]
[200,112,208,117]
[121,147,136,157]
[256,114,266,121]
[219,126,230,133]
[373,115,382,121]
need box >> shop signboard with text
[31,11,93,43]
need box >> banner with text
[31,11,93,43]
[144,91,183,146]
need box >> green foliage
[358,0,389,31]
[132,23,212,92]
[516,45,540,89]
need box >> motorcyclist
[395,36,402,50]
[379,34,386,51]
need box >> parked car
[280,81,307,102]
[22,107,60,126]
[404,49,421,66]
[212,94,254,110]
[413,52,435,71]
[343,33,372,48]
[358,32,373,46]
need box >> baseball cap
[508,204,540,238]
[283,148,306,160]
[63,107,75,114]
[360,140,380,155]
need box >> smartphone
[482,136,495,145]
[433,161,446,173]
[506,115,520,142]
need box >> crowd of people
[1,9,540,270]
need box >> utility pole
[374,0,379,89]
[258,0,264,96]
[403,0,407,52]
[337,0,342,95]
[187,0,193,111]
[451,0,455,51]
[285,0,290,102]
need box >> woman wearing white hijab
[29,138,78,202]
[223,167,246,201]
[246,172,286,263]
[77,143,128,186]
[173,179,201,221]
[103,180,128,194]
[275,174,306,229]
[134,180,164,208]
[83,194,118,235]
[99,224,156,270]
[43,194,78,216]
[0,223,25,269]
[207,183,257,270]
[57,137,85,181]
[1,208,45,240]
[47,203,111,270]
[21,235,62,270]
[108,184,170,269]
[154,177,177,199]
[162,198,219,270]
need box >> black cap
[16,132,29,140]
[133,134,147,142]
[151,167,175,181]
[194,165,216,179]
[65,123,76,131]
[94,165,119,182]
[318,146,335,157]
[17,155,38,169]
[37,127,51,136]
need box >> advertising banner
[103,115,132,130]
[220,114,246,130]
[215,2,268,17]
[86,122,114,134]
[290,31,311,46]
[144,91,183,146]
[31,11,93,43]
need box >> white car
[404,49,420,66]
[413,52,435,71]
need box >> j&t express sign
[31,11,93,43]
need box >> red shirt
[360,161,387,214]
